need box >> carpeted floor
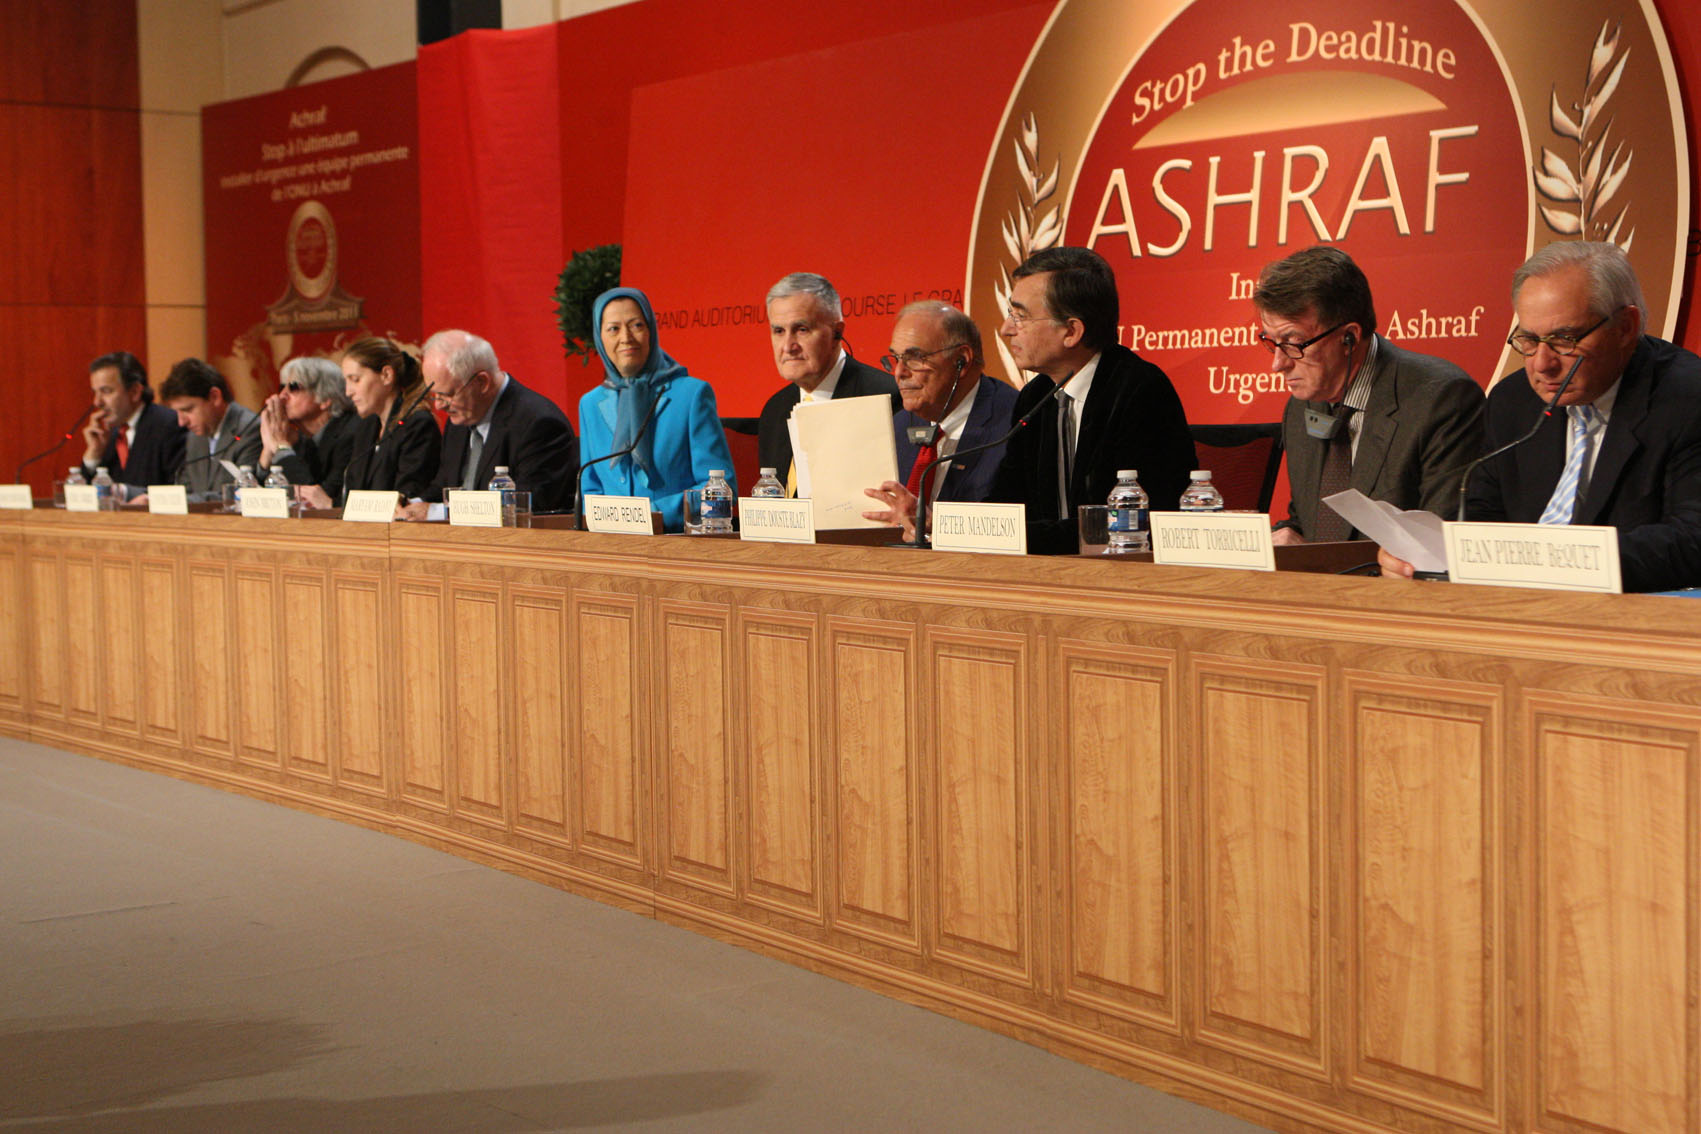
[0,738,1272,1132]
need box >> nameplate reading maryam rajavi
[583,495,657,536]
[0,485,32,509]
[1149,512,1276,571]
[930,502,1027,555]
[738,497,815,544]
[239,486,290,518]
[447,489,501,527]
[147,485,188,514]
[342,490,398,523]
[64,485,100,512]
[1443,521,1622,593]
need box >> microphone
[391,382,433,429]
[574,394,668,529]
[904,370,1074,549]
[1454,352,1585,522]
[16,404,96,483]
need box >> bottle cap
[709,469,725,477]
[494,466,508,475]
[1190,470,1211,481]
[1116,469,1137,479]
[96,467,109,475]
[759,467,776,476]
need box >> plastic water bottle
[751,467,784,498]
[65,467,87,486]
[236,465,260,488]
[488,465,517,526]
[92,466,118,511]
[1106,469,1148,553]
[701,469,734,533]
[1179,470,1225,512]
[264,465,295,516]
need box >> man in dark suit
[409,329,578,514]
[1255,247,1484,543]
[988,246,1196,554]
[757,272,899,494]
[159,358,261,502]
[1381,241,1701,592]
[80,350,186,500]
[257,355,360,507]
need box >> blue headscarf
[591,286,690,482]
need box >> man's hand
[395,500,430,522]
[862,480,917,542]
[1376,546,1416,579]
[297,485,333,510]
[258,394,297,465]
[81,408,113,465]
[1271,526,1305,547]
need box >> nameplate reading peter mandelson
[239,486,290,518]
[147,485,188,514]
[738,497,815,544]
[0,485,33,510]
[1149,512,1275,571]
[583,495,656,536]
[1443,521,1622,593]
[448,490,502,527]
[930,502,1027,555]
[342,491,398,523]
[64,485,100,512]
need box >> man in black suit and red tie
[80,351,186,501]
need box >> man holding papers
[1379,242,1701,592]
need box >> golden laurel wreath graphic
[1534,19,1634,251]
[992,113,1063,385]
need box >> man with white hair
[257,355,359,506]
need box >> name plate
[1443,521,1622,593]
[448,490,502,527]
[0,485,32,510]
[65,485,100,512]
[1149,512,1275,571]
[738,497,815,544]
[931,502,1027,555]
[147,485,188,514]
[342,490,398,523]
[583,495,656,535]
[239,486,290,518]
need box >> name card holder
[65,485,100,512]
[447,489,502,528]
[738,497,815,544]
[0,485,33,510]
[238,486,291,518]
[342,490,398,523]
[931,502,1027,555]
[1443,521,1621,593]
[583,495,658,535]
[147,485,188,514]
[1149,512,1275,571]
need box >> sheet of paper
[785,417,811,499]
[792,394,899,530]
[1322,489,1447,573]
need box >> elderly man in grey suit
[159,357,263,502]
[1255,246,1484,543]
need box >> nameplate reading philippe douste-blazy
[930,502,1027,555]
[239,486,290,518]
[447,489,502,528]
[1443,521,1622,593]
[147,485,188,514]
[1149,512,1275,571]
[342,490,398,523]
[0,485,33,510]
[583,495,656,536]
[738,497,815,544]
[64,485,100,512]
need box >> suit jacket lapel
[1578,348,1649,524]
[1071,364,1121,504]
[1350,353,1398,494]
[475,379,517,487]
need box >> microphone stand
[574,395,667,530]
[17,405,96,484]
[1454,352,1584,522]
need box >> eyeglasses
[282,381,307,393]
[1257,322,1347,360]
[1506,314,1609,357]
[1004,308,1062,329]
[429,372,481,407]
[880,343,967,374]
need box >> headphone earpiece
[955,358,966,375]
[1343,332,1356,350]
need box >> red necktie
[905,430,939,497]
[115,429,130,470]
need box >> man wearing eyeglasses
[1380,241,1701,592]
[1257,246,1484,545]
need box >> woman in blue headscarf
[580,287,736,531]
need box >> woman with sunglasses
[338,337,441,508]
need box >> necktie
[115,428,130,470]
[786,390,815,497]
[1539,404,1597,525]
[1312,406,1356,541]
[461,428,484,491]
[1056,389,1075,516]
[906,426,940,498]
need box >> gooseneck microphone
[16,404,96,483]
[573,395,668,530]
[1454,352,1586,522]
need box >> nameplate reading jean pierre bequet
[738,497,815,544]
[64,485,100,512]
[1443,521,1622,593]
[0,485,33,509]
[930,502,1027,555]
[342,491,398,523]
[583,495,657,536]
[448,490,502,528]
[239,486,290,518]
[1149,512,1275,571]
[147,485,188,514]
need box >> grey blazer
[178,402,264,501]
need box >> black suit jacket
[425,376,578,512]
[341,406,442,505]
[892,373,1020,504]
[990,344,1196,554]
[1467,335,1701,592]
[84,402,186,491]
[266,410,360,501]
[757,355,900,474]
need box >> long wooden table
[3,507,1696,1133]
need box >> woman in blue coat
[580,286,735,531]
